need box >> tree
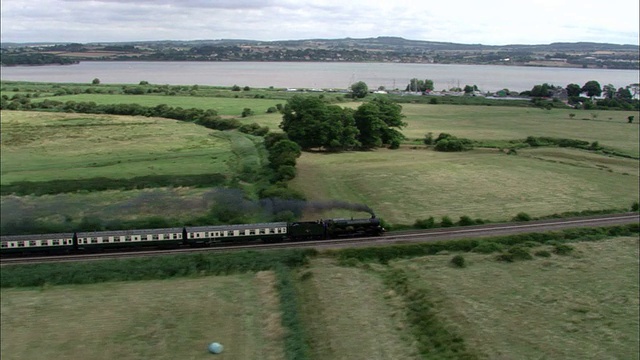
[581,80,602,98]
[463,85,478,94]
[615,87,632,100]
[530,83,553,97]
[602,84,616,99]
[279,95,358,150]
[353,98,406,149]
[268,140,301,169]
[405,78,434,92]
[566,83,582,97]
[354,102,384,148]
[91,78,100,85]
[350,81,369,98]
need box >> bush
[632,201,639,212]
[458,215,475,226]
[553,244,574,255]
[241,108,254,117]
[495,253,514,262]
[512,212,532,221]
[472,242,503,254]
[450,255,466,268]
[509,246,533,260]
[440,216,454,227]
[414,217,436,229]
[534,250,551,257]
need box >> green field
[401,104,639,157]
[2,84,639,226]
[290,146,638,223]
[0,110,264,185]
[0,272,285,360]
[296,258,419,359]
[391,236,639,359]
[36,93,286,116]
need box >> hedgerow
[0,248,317,288]
[383,268,478,359]
[334,224,638,264]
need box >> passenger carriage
[75,227,185,250]
[0,233,75,255]
[185,222,288,245]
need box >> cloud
[1,0,638,44]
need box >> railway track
[2,213,637,266]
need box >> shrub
[450,255,466,268]
[414,217,436,229]
[423,132,434,145]
[241,108,254,117]
[632,201,639,212]
[472,242,503,254]
[440,216,454,227]
[458,215,475,226]
[553,244,574,255]
[495,253,514,262]
[512,212,532,221]
[534,250,551,257]
[508,246,533,260]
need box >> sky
[1,0,639,45]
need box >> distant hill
[2,37,638,69]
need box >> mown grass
[290,147,638,224]
[0,111,254,185]
[392,236,639,359]
[1,274,284,360]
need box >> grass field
[0,272,285,360]
[36,93,286,117]
[401,104,639,157]
[296,258,419,360]
[290,147,638,223]
[0,110,262,185]
[0,188,216,224]
[391,236,640,359]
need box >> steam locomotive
[0,216,384,256]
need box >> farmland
[1,235,637,359]
[1,273,285,360]
[1,82,638,227]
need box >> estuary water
[1,61,638,93]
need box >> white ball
[208,342,224,354]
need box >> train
[0,215,385,256]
